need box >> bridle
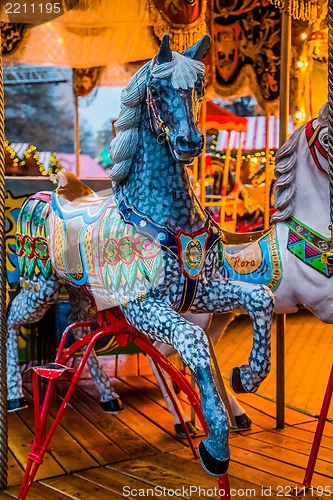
[305,118,328,173]
[146,56,170,145]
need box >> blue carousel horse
[6,34,274,476]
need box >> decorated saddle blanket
[221,225,282,291]
[17,189,223,312]
[49,191,167,309]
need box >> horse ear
[157,34,172,64]
[317,101,329,124]
[183,34,211,61]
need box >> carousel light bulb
[301,33,307,40]
[295,110,305,121]
[57,38,63,44]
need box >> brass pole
[321,0,333,265]
[193,157,198,183]
[231,133,243,231]
[264,112,271,230]
[0,23,8,490]
[279,1,291,147]
[220,132,231,228]
[200,97,207,207]
[276,314,286,429]
[74,95,80,177]
[276,0,291,429]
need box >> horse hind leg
[67,287,123,414]
[229,283,274,394]
[6,274,59,411]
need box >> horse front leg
[67,287,123,413]
[123,297,230,476]
[193,279,274,394]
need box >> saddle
[50,171,95,202]
[48,172,115,286]
[50,171,113,223]
[223,226,272,245]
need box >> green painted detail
[16,199,53,280]
[285,216,333,278]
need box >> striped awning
[216,115,297,151]
[201,101,247,132]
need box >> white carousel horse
[224,101,332,318]
[7,35,274,476]
[152,102,333,431]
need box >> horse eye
[322,134,328,146]
[150,88,159,99]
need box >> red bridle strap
[305,119,327,173]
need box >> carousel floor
[2,311,333,499]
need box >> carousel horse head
[109,33,210,183]
[271,102,329,224]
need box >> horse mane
[270,124,306,223]
[109,52,205,183]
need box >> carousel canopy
[1,1,157,70]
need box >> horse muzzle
[172,132,204,163]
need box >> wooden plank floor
[3,353,333,499]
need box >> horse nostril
[176,133,204,152]
[176,136,188,150]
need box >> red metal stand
[17,308,230,499]
[18,311,230,500]
[291,364,333,496]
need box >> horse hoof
[230,367,247,394]
[174,421,198,438]
[198,442,229,476]
[100,397,124,414]
[230,413,252,432]
[7,397,28,412]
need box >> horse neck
[118,107,207,232]
[292,152,330,236]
